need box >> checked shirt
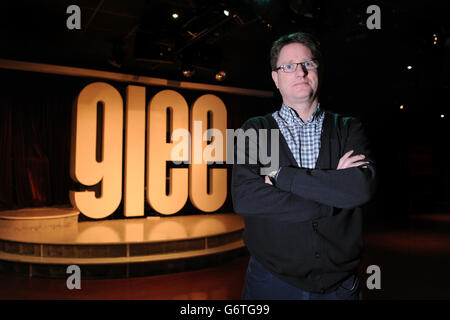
[272,103,324,169]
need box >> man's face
[271,43,319,106]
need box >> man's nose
[295,63,308,77]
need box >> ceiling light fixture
[182,66,195,78]
[215,71,226,81]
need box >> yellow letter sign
[70,83,228,219]
[70,82,123,219]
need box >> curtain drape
[0,70,75,209]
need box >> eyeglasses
[273,59,319,73]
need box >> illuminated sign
[70,82,227,219]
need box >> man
[231,32,377,300]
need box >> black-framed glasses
[273,59,319,73]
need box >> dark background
[0,0,449,223]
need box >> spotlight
[407,65,412,70]
[215,71,226,81]
[400,105,404,110]
[172,12,179,19]
[441,114,445,118]
[223,9,230,16]
[182,67,195,78]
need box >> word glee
[70,82,228,219]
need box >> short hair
[270,32,321,71]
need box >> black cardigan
[231,110,377,294]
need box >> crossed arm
[266,148,369,188]
[265,149,376,208]
[231,117,377,219]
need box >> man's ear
[271,71,279,89]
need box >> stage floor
[0,209,244,244]
[0,208,246,278]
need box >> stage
[0,208,246,279]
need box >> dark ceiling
[1,0,450,102]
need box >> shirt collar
[279,103,322,125]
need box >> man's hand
[265,176,273,185]
[337,150,369,169]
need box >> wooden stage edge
[0,207,248,279]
